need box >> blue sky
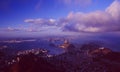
[0,0,120,37]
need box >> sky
[0,0,120,37]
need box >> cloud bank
[61,0,120,32]
[24,0,120,33]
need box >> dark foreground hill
[1,43,120,72]
[5,54,64,72]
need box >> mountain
[1,42,120,72]
[50,43,120,72]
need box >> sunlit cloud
[24,0,120,33]
[61,0,120,32]
[24,18,56,25]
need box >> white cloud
[24,18,56,25]
[61,0,120,32]
[24,19,34,23]
[106,0,120,21]
[24,1,120,33]
[24,18,59,32]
